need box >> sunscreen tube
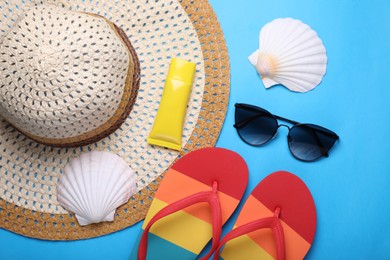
[147,58,196,150]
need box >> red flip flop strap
[214,216,286,260]
[138,186,222,260]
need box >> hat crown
[0,4,133,145]
[30,40,64,81]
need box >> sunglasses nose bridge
[277,124,291,131]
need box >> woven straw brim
[0,0,230,240]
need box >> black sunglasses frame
[234,103,339,162]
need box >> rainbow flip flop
[132,148,249,260]
[216,171,316,260]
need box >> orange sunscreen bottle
[147,58,196,150]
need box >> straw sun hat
[0,0,230,240]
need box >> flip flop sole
[131,148,249,259]
[221,171,316,260]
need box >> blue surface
[1,0,390,259]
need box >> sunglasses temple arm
[273,115,300,125]
[311,127,339,139]
[234,113,299,129]
[234,114,263,128]
[310,128,329,157]
[275,115,339,140]
[235,104,280,128]
[235,104,300,128]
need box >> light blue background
[1,0,390,259]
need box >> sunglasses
[234,103,339,162]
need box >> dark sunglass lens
[288,124,338,161]
[235,105,278,146]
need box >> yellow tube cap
[167,58,196,83]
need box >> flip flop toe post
[133,148,249,260]
[219,171,316,260]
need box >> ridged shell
[57,151,136,226]
[249,18,327,93]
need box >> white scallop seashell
[57,151,136,226]
[249,18,328,93]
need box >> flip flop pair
[131,148,316,260]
